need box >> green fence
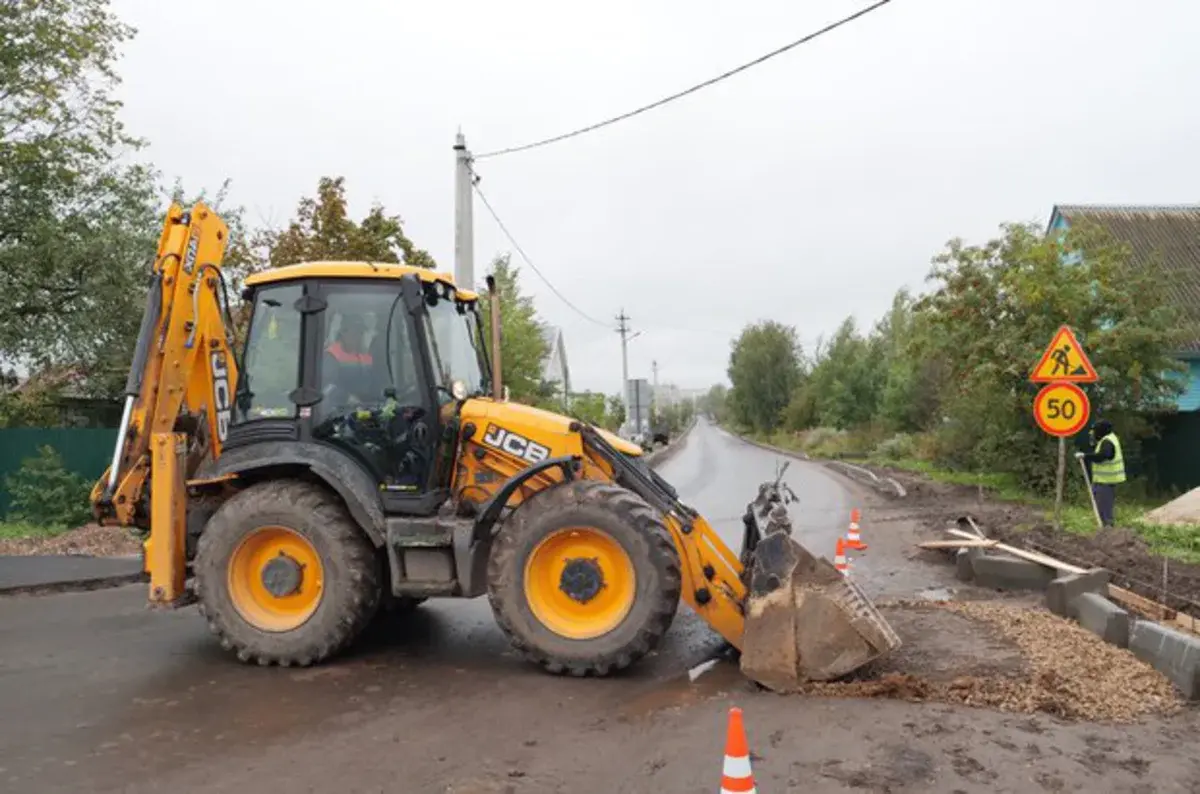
[0,428,118,517]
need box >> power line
[475,0,894,159]
[471,179,613,329]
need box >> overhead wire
[474,0,894,159]
[470,174,614,329]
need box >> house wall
[1172,359,1200,412]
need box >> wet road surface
[0,418,866,792]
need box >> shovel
[1076,453,1104,529]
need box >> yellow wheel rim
[523,527,636,640]
[227,526,324,632]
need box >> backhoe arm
[91,202,236,601]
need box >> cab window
[235,283,302,422]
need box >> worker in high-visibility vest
[1075,418,1124,527]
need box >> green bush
[798,427,846,456]
[4,446,93,528]
[873,433,916,461]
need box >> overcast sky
[111,0,1200,394]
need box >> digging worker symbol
[1052,343,1090,377]
[1075,419,1124,528]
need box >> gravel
[787,600,1181,723]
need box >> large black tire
[195,479,382,666]
[486,480,681,676]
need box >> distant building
[539,325,571,404]
[1047,204,1200,490]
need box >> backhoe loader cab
[96,203,899,685]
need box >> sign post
[1029,326,1098,528]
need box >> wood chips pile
[793,601,1181,723]
[0,524,142,557]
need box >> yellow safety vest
[1092,433,1125,485]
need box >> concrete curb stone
[1074,592,1131,648]
[1128,620,1200,701]
[955,547,981,582]
[970,554,1060,592]
[1045,569,1112,618]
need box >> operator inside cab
[323,314,380,405]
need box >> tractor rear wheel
[195,479,382,666]
[486,480,681,676]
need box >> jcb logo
[211,351,231,443]
[482,424,550,464]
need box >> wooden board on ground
[918,539,1000,550]
[944,528,1087,574]
[1109,586,1199,636]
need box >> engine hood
[459,399,644,457]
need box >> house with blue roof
[1047,204,1200,490]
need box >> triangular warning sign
[1030,325,1098,383]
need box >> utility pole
[453,130,475,290]
[651,360,659,423]
[615,309,640,435]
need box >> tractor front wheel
[195,479,382,666]
[487,480,681,676]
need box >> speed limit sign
[1033,381,1090,437]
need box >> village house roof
[1049,204,1200,353]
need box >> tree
[253,176,436,273]
[478,254,550,404]
[565,391,608,427]
[915,220,1186,487]
[787,220,1186,491]
[802,317,885,429]
[699,384,730,422]
[727,321,803,433]
[0,0,161,396]
[606,394,626,429]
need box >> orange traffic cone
[834,537,850,576]
[847,508,868,551]
[720,707,757,794]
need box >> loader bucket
[739,530,902,691]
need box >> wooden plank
[918,539,999,550]
[1108,586,1167,618]
[960,515,986,539]
[943,528,1087,574]
[1108,586,1200,636]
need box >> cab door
[308,275,442,515]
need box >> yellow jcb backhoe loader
[91,203,899,687]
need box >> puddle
[619,659,752,718]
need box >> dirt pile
[0,524,142,557]
[789,601,1180,723]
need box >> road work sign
[1030,325,1098,383]
[1033,381,1090,437]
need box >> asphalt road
[0,418,865,793]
